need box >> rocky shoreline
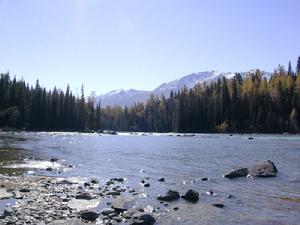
[0,160,278,225]
[0,175,160,225]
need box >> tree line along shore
[1,58,300,133]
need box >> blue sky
[0,0,299,95]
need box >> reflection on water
[0,132,300,225]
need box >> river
[0,132,300,225]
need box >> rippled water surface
[1,132,300,225]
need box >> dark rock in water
[46,167,53,171]
[130,214,156,225]
[3,209,13,217]
[201,177,208,181]
[157,190,180,202]
[248,137,254,140]
[75,192,94,200]
[158,178,165,182]
[90,179,99,184]
[80,211,99,221]
[248,160,277,177]
[107,191,121,196]
[226,194,232,199]
[141,180,145,184]
[224,168,249,179]
[19,188,30,193]
[112,177,124,182]
[84,182,90,187]
[213,203,224,208]
[144,183,150,187]
[173,206,179,211]
[50,158,59,162]
[224,160,277,179]
[181,189,199,202]
[207,190,214,195]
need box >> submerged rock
[158,178,165,182]
[130,214,156,225]
[50,158,59,162]
[157,190,180,202]
[181,189,199,202]
[212,203,224,208]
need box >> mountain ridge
[97,70,271,107]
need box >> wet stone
[157,190,180,202]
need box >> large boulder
[181,189,199,202]
[224,160,278,179]
[157,190,180,202]
[248,160,277,177]
[130,214,156,225]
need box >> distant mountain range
[96,70,271,107]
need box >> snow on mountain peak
[97,70,272,107]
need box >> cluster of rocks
[0,160,278,225]
[0,175,157,225]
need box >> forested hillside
[1,58,300,133]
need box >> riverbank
[0,174,160,224]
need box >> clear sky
[0,0,299,95]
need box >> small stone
[226,194,232,199]
[50,158,59,162]
[75,192,94,200]
[130,214,156,225]
[173,206,179,211]
[201,177,208,181]
[158,178,165,182]
[143,183,150,187]
[19,188,30,193]
[213,204,224,208]
[206,190,214,195]
[157,190,180,202]
[80,211,99,221]
[90,179,99,184]
[46,167,53,171]
[181,189,199,202]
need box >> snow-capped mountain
[96,89,150,107]
[153,71,237,96]
[97,70,271,107]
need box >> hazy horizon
[0,0,299,95]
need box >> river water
[0,132,300,225]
